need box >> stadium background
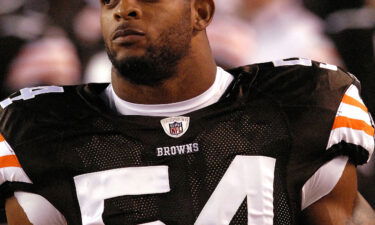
[0,0,374,223]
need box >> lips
[112,28,145,41]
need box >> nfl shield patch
[161,116,190,138]
[169,122,183,135]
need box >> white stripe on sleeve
[326,127,374,153]
[0,140,15,157]
[337,102,372,125]
[0,139,32,184]
[345,85,364,103]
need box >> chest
[19,103,297,225]
[70,106,293,224]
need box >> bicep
[302,162,357,225]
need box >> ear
[191,0,215,31]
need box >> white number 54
[74,156,276,225]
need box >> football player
[1,0,374,224]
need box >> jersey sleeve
[255,59,375,210]
[301,83,374,209]
[0,136,66,225]
[326,84,374,162]
[0,133,32,201]
[261,59,374,165]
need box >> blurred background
[0,0,374,223]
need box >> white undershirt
[105,67,234,116]
[15,66,347,224]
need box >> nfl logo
[160,116,190,138]
[169,122,183,135]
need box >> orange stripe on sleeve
[0,155,21,168]
[0,134,4,142]
[332,116,375,136]
[342,95,368,112]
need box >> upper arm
[5,196,33,225]
[302,162,357,225]
[5,192,68,225]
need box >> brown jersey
[0,58,373,225]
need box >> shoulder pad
[0,85,94,146]
[230,58,358,108]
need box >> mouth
[112,29,146,44]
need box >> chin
[117,48,147,59]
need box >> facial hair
[106,8,192,86]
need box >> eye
[101,0,112,5]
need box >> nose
[114,0,142,20]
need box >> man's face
[100,0,193,86]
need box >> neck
[111,35,217,104]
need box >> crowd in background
[0,0,374,222]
